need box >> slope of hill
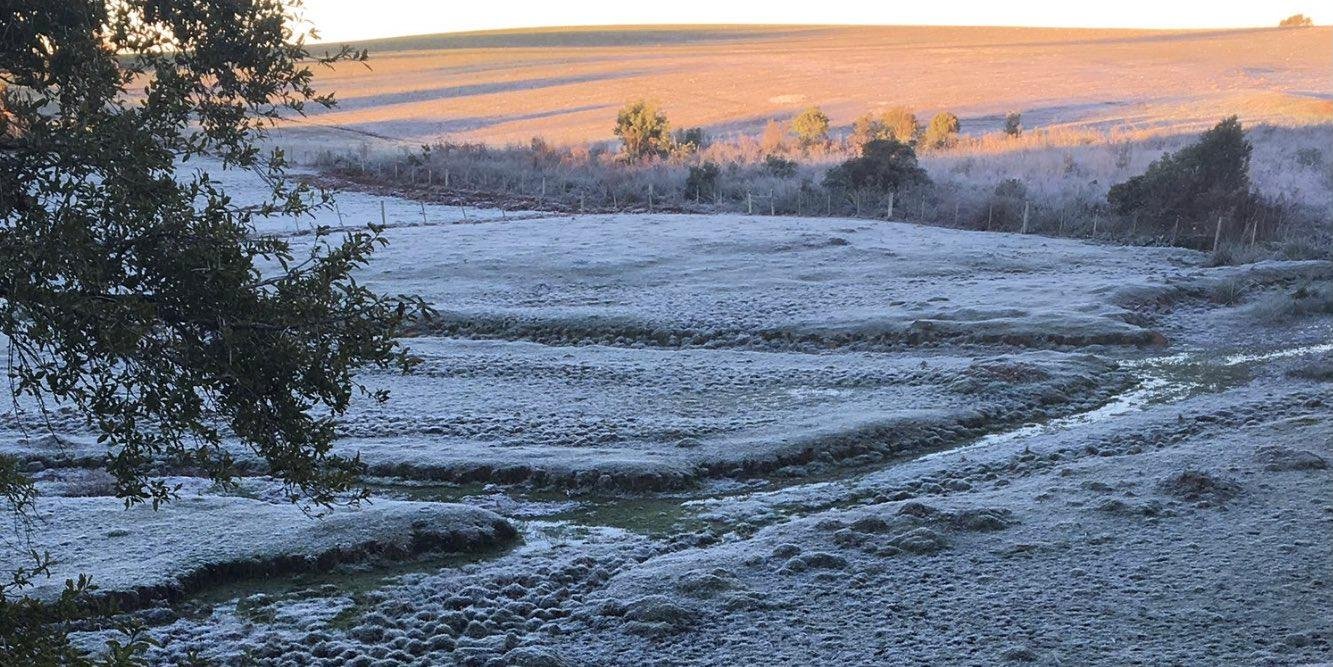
[283,24,1332,148]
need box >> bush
[823,139,928,193]
[1295,147,1322,168]
[761,119,787,153]
[674,127,708,150]
[792,106,830,148]
[922,112,961,150]
[1279,13,1313,27]
[1003,112,1023,137]
[985,178,1028,229]
[764,154,798,177]
[994,178,1027,200]
[851,114,888,149]
[614,100,671,162]
[1107,116,1255,231]
[881,107,919,144]
[685,162,720,200]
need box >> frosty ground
[3,171,1330,665]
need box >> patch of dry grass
[309,122,1331,255]
[1246,283,1333,322]
[275,24,1332,150]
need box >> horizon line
[309,21,1327,45]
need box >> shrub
[674,127,708,150]
[881,107,919,144]
[1107,116,1255,231]
[922,112,961,150]
[761,119,787,153]
[1279,13,1314,27]
[851,114,888,149]
[614,100,671,162]
[685,161,720,200]
[823,139,928,193]
[792,106,831,148]
[994,178,1027,200]
[764,154,798,177]
[1208,278,1247,305]
[985,178,1028,229]
[1295,147,1323,168]
[1003,112,1023,137]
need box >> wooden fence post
[747,192,753,215]
[770,190,775,216]
[1021,201,1030,234]
[887,192,894,219]
[380,200,387,226]
[648,183,654,213]
[1212,216,1223,252]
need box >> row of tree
[613,101,1002,162]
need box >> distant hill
[283,24,1332,149]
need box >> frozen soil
[0,344,1129,490]
[6,171,1330,665]
[330,342,1127,489]
[124,357,1331,666]
[3,493,514,609]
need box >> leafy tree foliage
[1278,13,1314,27]
[880,107,919,144]
[614,100,671,161]
[922,111,961,150]
[764,154,798,178]
[823,139,928,193]
[685,161,720,200]
[1107,116,1255,231]
[1,0,421,660]
[673,127,707,151]
[792,106,830,148]
[850,113,888,149]
[1003,111,1023,137]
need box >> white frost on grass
[198,161,1224,350]
[4,495,514,605]
[325,340,1125,487]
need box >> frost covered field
[4,165,1332,665]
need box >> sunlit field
[278,24,1332,149]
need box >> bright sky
[301,0,1320,42]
